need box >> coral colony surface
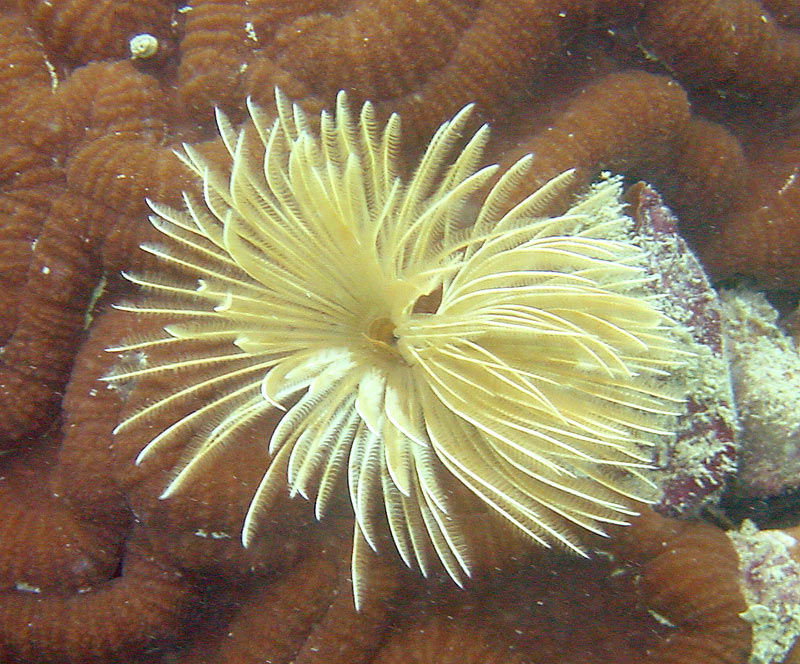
[1,1,800,663]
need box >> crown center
[366,316,397,347]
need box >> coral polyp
[104,90,688,607]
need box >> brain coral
[0,1,798,661]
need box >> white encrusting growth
[104,89,687,609]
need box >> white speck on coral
[15,582,41,593]
[647,609,676,628]
[778,168,798,195]
[43,55,58,91]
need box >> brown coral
[695,137,800,288]
[1,0,799,661]
[172,509,752,664]
[639,0,800,101]
[11,0,798,288]
[23,0,176,65]
[503,70,692,190]
[620,512,751,663]
[271,0,480,102]
[0,533,198,664]
[0,445,123,595]
[0,45,191,444]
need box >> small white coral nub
[104,89,688,608]
[129,33,158,59]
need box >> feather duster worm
[104,90,690,608]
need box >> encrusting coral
[0,0,798,661]
[728,520,800,664]
[720,289,800,499]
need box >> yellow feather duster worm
[104,90,688,608]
